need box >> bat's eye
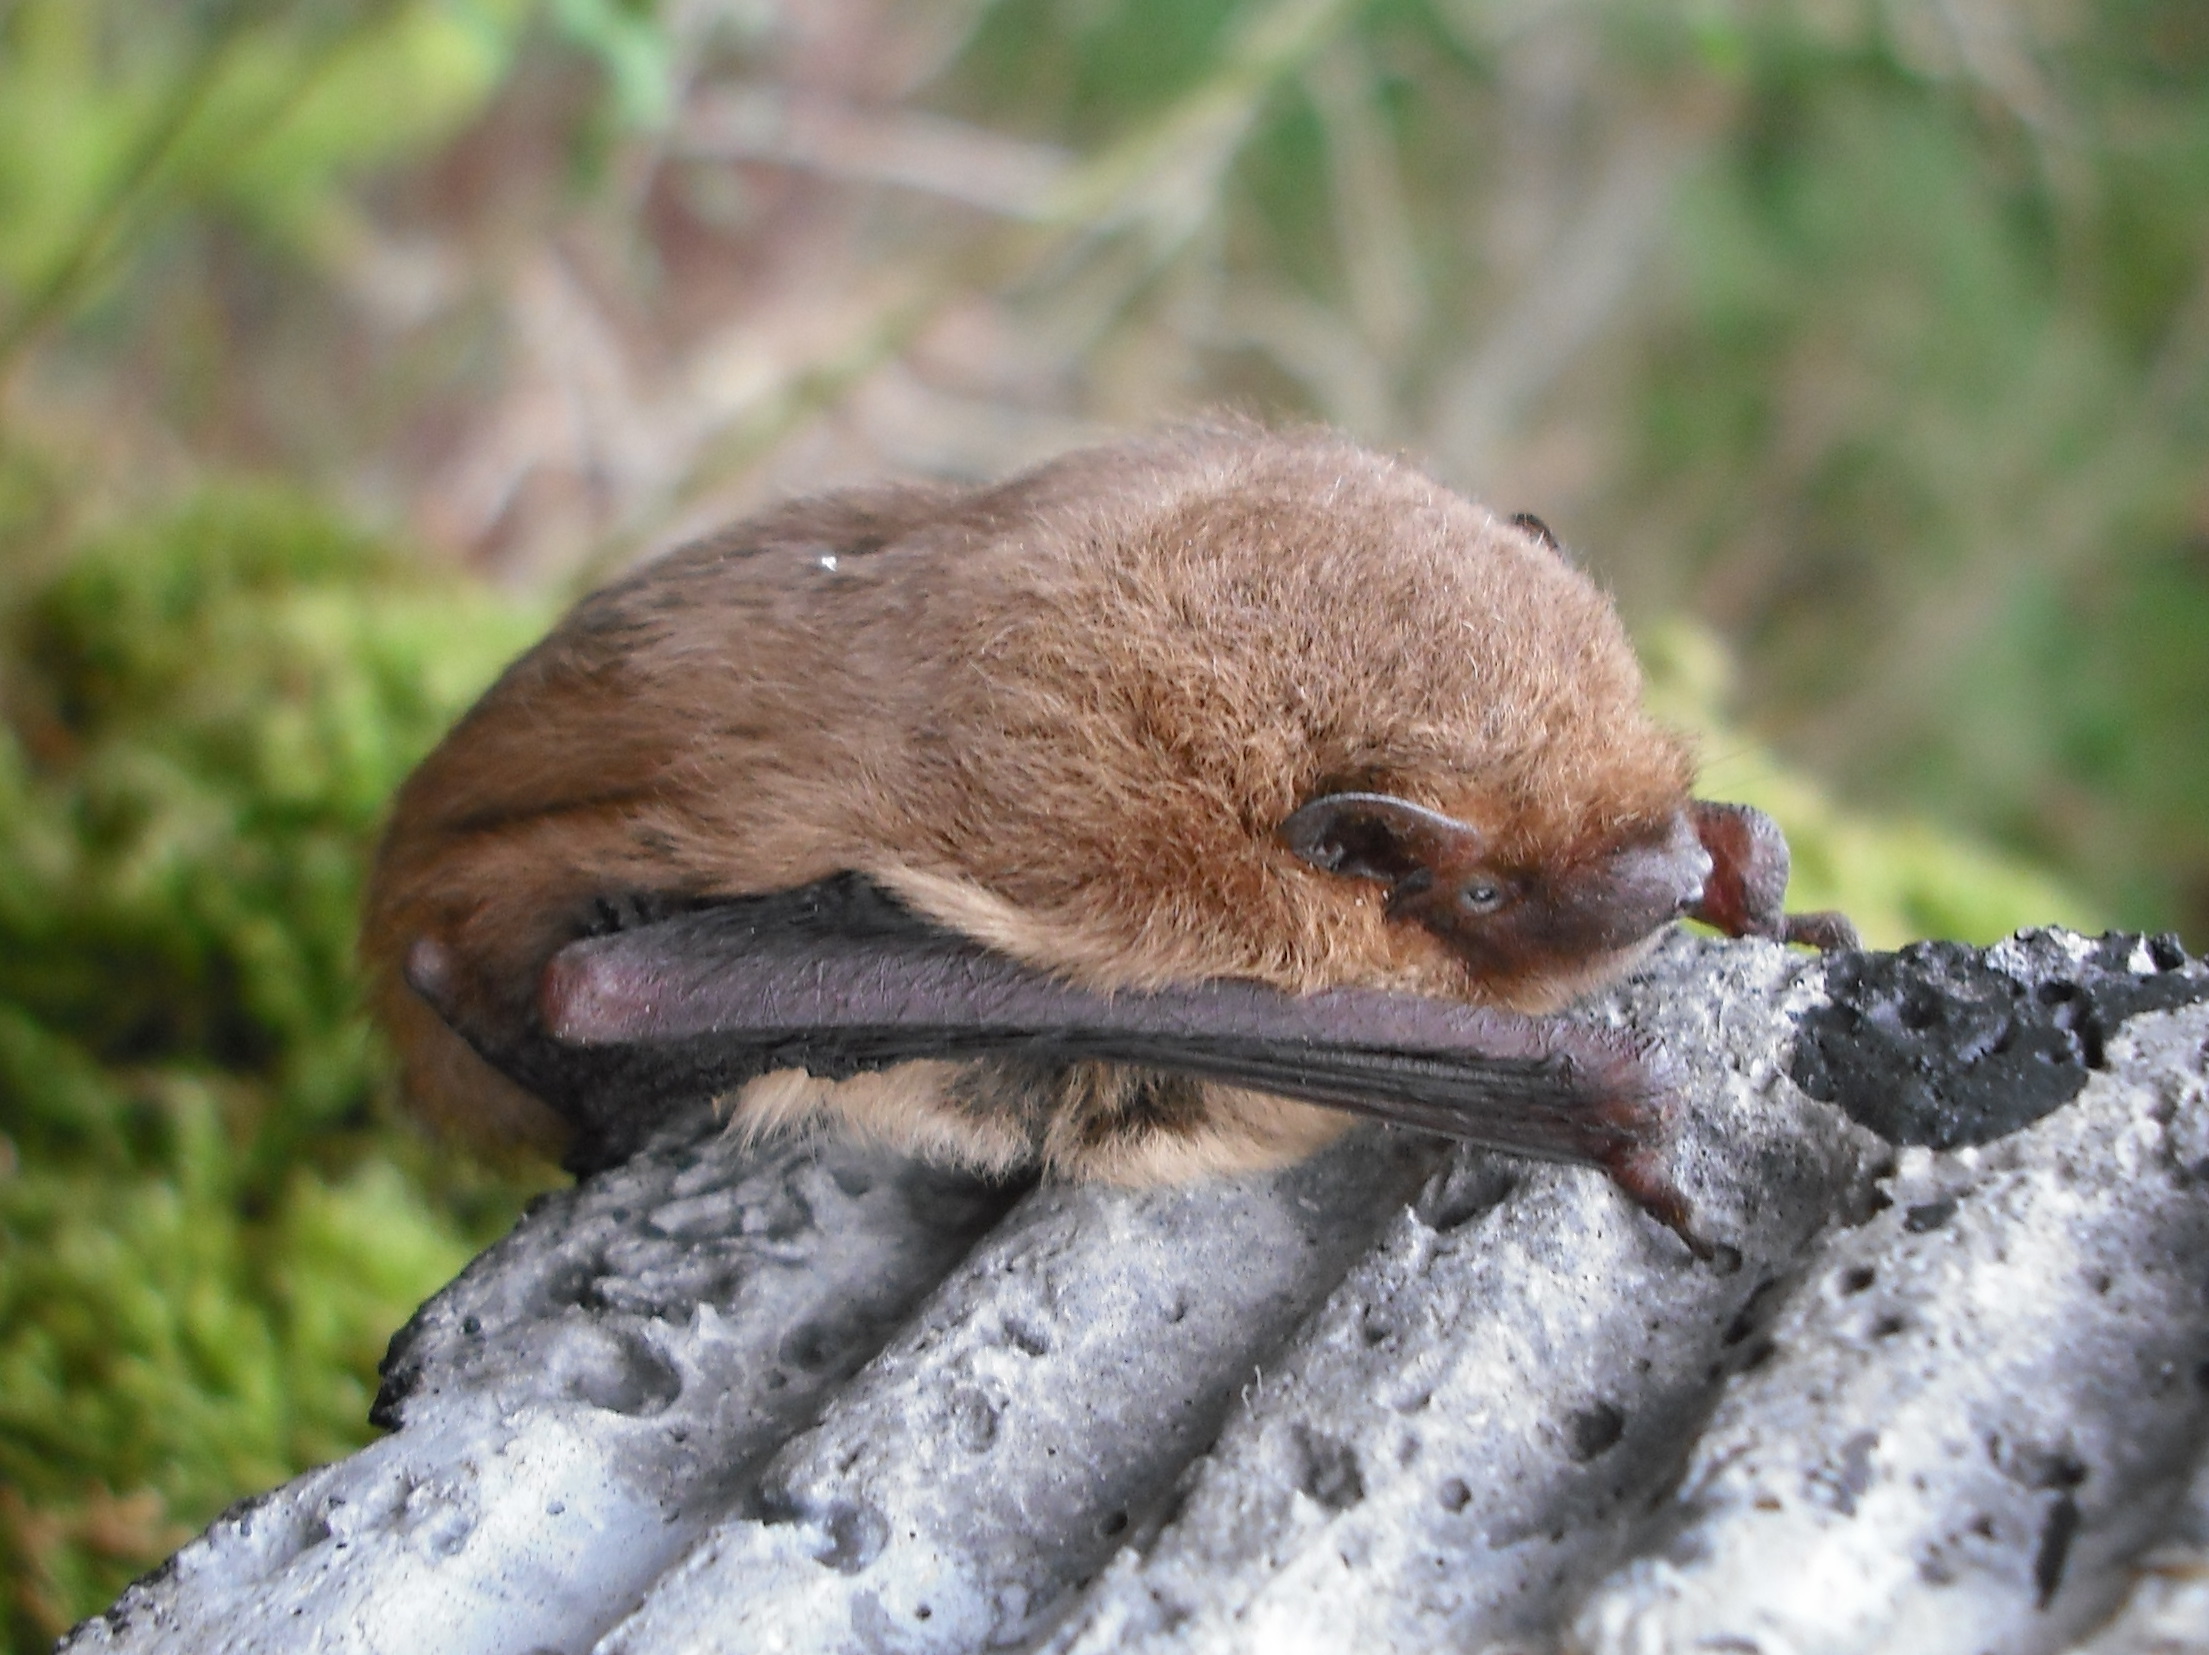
[1457,881,1509,916]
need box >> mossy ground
[0,487,556,1648]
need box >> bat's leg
[1601,1145,1704,1258]
[1540,1039,1711,1260]
[1686,800,1860,951]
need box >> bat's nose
[1591,813,1714,946]
[1625,811,1712,898]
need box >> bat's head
[1278,789,1712,1011]
[854,424,1704,1012]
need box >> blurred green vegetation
[0,0,537,372]
[0,474,555,1645]
[0,0,2198,1643]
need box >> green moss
[0,486,552,1649]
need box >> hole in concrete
[1839,1154,1900,1230]
[1566,1403,1625,1462]
[1871,1314,1908,1340]
[780,1320,846,1372]
[539,1257,609,1312]
[2035,1452,2089,1490]
[1903,1200,1956,1233]
[818,1502,889,1575]
[1992,1437,2090,1492]
[948,1387,1000,1451]
[1100,1510,1129,1537]
[1839,1264,1877,1295]
[2035,1494,2081,1608]
[1723,1279,1785,1346]
[1000,1316,1052,1357]
[1437,1477,1472,1513]
[556,1326,682,1416]
[1294,1426,1365,1511]
[1834,1431,1878,1505]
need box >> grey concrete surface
[63,929,2209,1654]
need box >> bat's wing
[413,874,1703,1251]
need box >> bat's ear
[1277,792,1484,887]
[1507,511,1560,549]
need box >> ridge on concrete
[65,929,2209,1655]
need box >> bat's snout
[1576,811,1714,952]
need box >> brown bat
[361,422,1854,1255]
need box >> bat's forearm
[406,875,1707,1253]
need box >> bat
[361,422,1855,1256]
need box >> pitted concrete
[65,930,2209,1655]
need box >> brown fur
[361,422,1696,1175]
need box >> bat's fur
[362,422,1695,1176]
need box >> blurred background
[0,0,2202,1641]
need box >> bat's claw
[1601,1145,1717,1262]
[1782,909,1860,952]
